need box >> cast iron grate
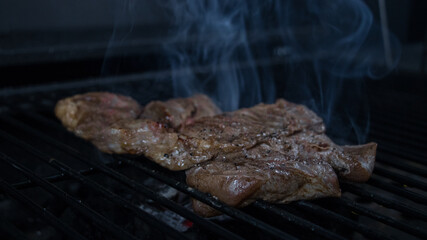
[0,75,426,240]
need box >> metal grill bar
[0,128,188,240]
[45,159,189,240]
[370,132,425,155]
[371,141,426,166]
[76,160,245,240]
[0,152,140,240]
[120,156,297,240]
[367,175,427,204]
[0,178,89,240]
[342,182,427,221]
[19,111,427,239]
[79,165,243,239]
[293,201,394,240]
[2,115,245,240]
[22,111,298,240]
[11,167,98,190]
[0,107,424,239]
[376,152,427,177]
[373,166,427,191]
[333,198,427,239]
[252,201,346,240]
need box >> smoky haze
[159,0,400,144]
[104,0,401,144]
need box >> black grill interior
[0,71,426,240]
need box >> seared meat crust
[141,94,222,129]
[187,155,341,217]
[54,92,142,140]
[55,92,376,216]
[55,92,375,176]
[55,92,229,170]
[184,100,376,216]
[182,100,375,181]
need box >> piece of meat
[55,93,375,175]
[55,92,230,170]
[55,93,376,213]
[92,118,239,169]
[187,153,341,217]
[186,134,376,216]
[183,100,376,216]
[141,94,222,129]
[55,92,142,140]
[56,93,221,136]
[181,100,376,181]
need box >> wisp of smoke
[161,0,276,111]
[160,0,400,144]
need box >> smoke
[101,0,400,144]
[160,0,276,111]
[160,0,400,143]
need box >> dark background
[0,0,426,88]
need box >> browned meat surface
[54,92,142,140]
[183,99,376,216]
[92,118,240,169]
[55,92,229,170]
[55,93,376,216]
[187,153,341,217]
[182,100,376,181]
[141,94,222,129]
[186,135,376,216]
[56,93,221,135]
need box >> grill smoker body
[1,1,427,240]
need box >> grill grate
[0,76,426,239]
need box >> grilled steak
[183,100,376,216]
[55,93,376,216]
[141,94,222,129]
[188,138,375,217]
[55,92,228,169]
[187,153,341,217]
[55,92,142,140]
[182,100,376,181]
[55,92,221,135]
